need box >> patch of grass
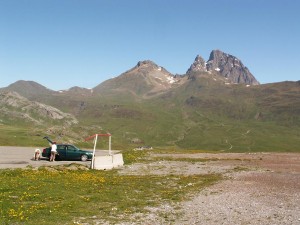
[0,125,45,146]
[0,167,221,224]
[122,149,149,164]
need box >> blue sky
[1,0,299,90]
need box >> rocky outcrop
[186,50,260,85]
[186,55,207,74]
[0,91,78,125]
[206,50,259,85]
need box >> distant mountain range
[1,50,299,151]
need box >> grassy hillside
[0,78,299,152]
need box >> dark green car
[42,144,93,161]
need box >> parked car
[42,144,93,161]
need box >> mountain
[157,76,300,151]
[58,86,94,96]
[207,50,259,85]
[0,50,299,151]
[0,80,54,99]
[187,50,260,85]
[93,60,182,98]
[186,55,207,73]
[93,50,260,99]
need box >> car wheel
[81,154,88,161]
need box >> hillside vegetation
[0,75,299,151]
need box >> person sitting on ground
[34,149,41,161]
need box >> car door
[57,145,67,160]
[66,145,80,160]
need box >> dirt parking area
[0,146,112,169]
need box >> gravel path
[176,170,300,225]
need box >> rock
[137,60,159,69]
[0,91,78,125]
[187,55,207,74]
[185,50,259,85]
[206,50,259,85]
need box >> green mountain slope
[1,73,299,151]
[144,74,300,151]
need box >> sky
[0,0,299,91]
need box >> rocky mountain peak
[93,59,178,97]
[206,49,259,85]
[137,60,158,68]
[186,55,207,74]
[135,60,163,72]
[123,60,164,75]
[186,50,259,85]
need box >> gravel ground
[119,152,300,225]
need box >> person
[34,149,41,161]
[49,142,57,162]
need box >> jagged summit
[187,50,260,85]
[186,55,207,74]
[207,50,259,85]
